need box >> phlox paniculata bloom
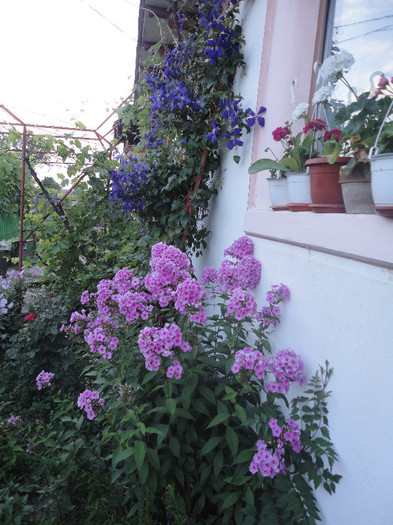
[138,323,191,378]
[249,418,302,478]
[77,389,105,420]
[36,370,55,390]
[226,288,257,320]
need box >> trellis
[0,99,131,270]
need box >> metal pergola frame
[0,97,132,270]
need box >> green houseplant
[313,52,393,214]
[248,118,316,210]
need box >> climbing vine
[112,0,265,253]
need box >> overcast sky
[0,0,139,129]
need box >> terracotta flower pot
[306,157,351,213]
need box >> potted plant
[310,50,393,214]
[368,77,393,215]
[248,117,314,211]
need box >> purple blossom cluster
[249,439,286,478]
[202,237,261,293]
[231,347,306,393]
[197,0,238,33]
[226,288,257,321]
[36,370,55,390]
[0,269,24,314]
[63,268,152,360]
[257,283,291,329]
[265,349,307,394]
[249,418,302,478]
[223,235,254,259]
[137,323,191,377]
[7,415,22,425]
[0,293,13,314]
[231,347,265,379]
[206,99,266,150]
[77,389,105,420]
[110,155,150,212]
[175,278,208,324]
[145,242,192,307]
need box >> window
[326,0,393,101]
[245,0,393,268]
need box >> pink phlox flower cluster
[138,323,190,377]
[174,278,208,324]
[199,237,260,292]
[96,269,151,327]
[249,418,302,478]
[217,257,261,292]
[265,349,307,394]
[115,290,153,323]
[61,309,91,336]
[223,236,254,259]
[257,284,290,328]
[83,325,117,359]
[150,242,192,274]
[77,389,105,420]
[36,370,55,390]
[201,266,218,285]
[266,284,290,303]
[249,439,286,478]
[166,360,183,379]
[231,347,266,380]
[7,415,22,425]
[80,290,91,304]
[236,256,261,289]
[226,287,257,321]
[112,268,142,294]
[268,418,302,452]
[144,243,192,307]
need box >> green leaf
[233,155,241,164]
[134,440,146,470]
[146,447,160,471]
[214,450,224,476]
[324,141,342,164]
[139,461,149,484]
[169,436,180,458]
[221,491,242,509]
[235,403,247,423]
[201,436,222,455]
[233,448,253,465]
[225,426,239,457]
[165,397,176,417]
[180,375,198,410]
[112,446,134,467]
[206,413,230,429]
[248,158,284,174]
[199,385,217,405]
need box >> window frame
[245,0,393,269]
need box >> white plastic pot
[370,152,393,206]
[286,172,311,204]
[267,177,288,208]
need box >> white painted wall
[195,1,393,524]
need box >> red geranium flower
[303,119,327,134]
[272,127,290,141]
[323,129,342,142]
[24,313,36,321]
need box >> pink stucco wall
[249,0,328,208]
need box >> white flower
[292,102,309,122]
[312,84,334,105]
[319,49,355,83]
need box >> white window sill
[244,209,393,269]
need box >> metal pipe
[18,126,27,271]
